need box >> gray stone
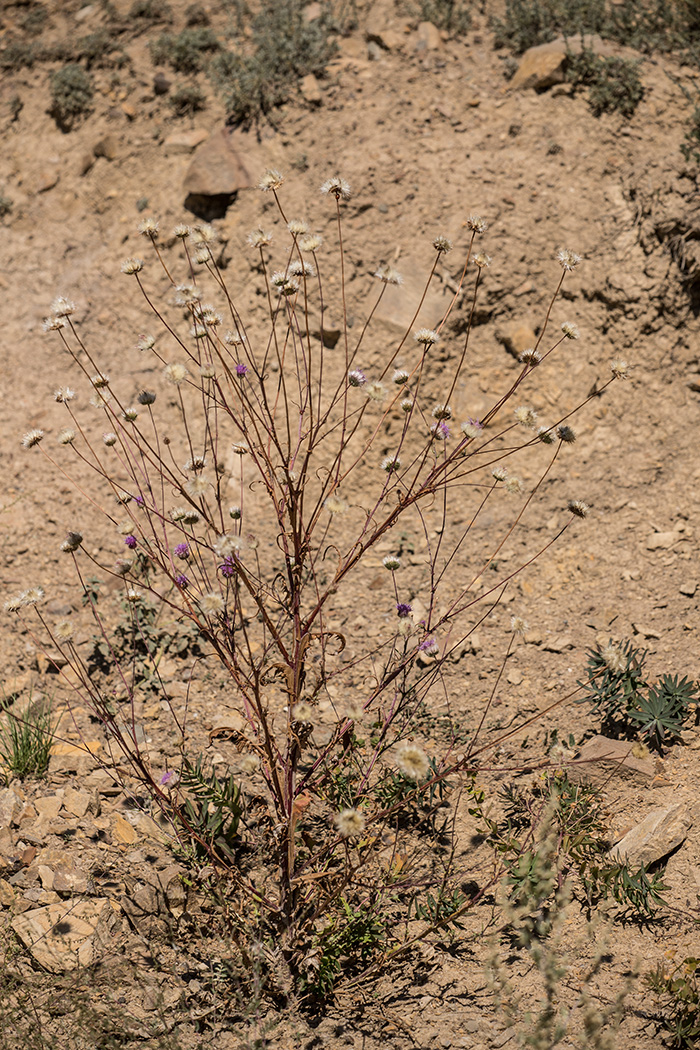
[610,803,693,867]
[0,788,22,830]
[414,21,442,51]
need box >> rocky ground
[1,1,700,1047]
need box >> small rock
[121,102,136,120]
[570,735,655,787]
[153,71,172,95]
[542,634,573,653]
[506,669,523,686]
[0,788,23,830]
[93,134,119,161]
[183,126,271,219]
[113,814,138,845]
[307,313,341,348]
[631,622,661,639]
[646,531,679,550]
[680,581,697,597]
[304,1,322,21]
[12,898,120,972]
[49,740,101,774]
[509,34,616,92]
[63,787,96,819]
[1,671,33,701]
[0,878,15,906]
[35,170,59,194]
[609,803,693,867]
[495,320,537,359]
[78,152,94,176]
[163,128,209,155]
[414,21,442,51]
[300,72,322,104]
[75,5,95,21]
[366,26,405,51]
[35,796,63,822]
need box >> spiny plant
[9,169,629,1000]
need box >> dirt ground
[0,1,699,1047]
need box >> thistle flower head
[348,369,367,388]
[287,218,309,237]
[200,362,216,379]
[184,454,207,472]
[192,223,216,245]
[174,542,190,560]
[419,636,439,656]
[465,214,487,234]
[258,168,284,192]
[568,500,589,518]
[42,316,66,331]
[537,426,555,444]
[557,425,576,443]
[53,387,75,403]
[414,328,439,347]
[492,466,508,482]
[90,372,110,388]
[374,264,403,285]
[164,362,188,385]
[21,429,44,449]
[124,535,137,549]
[185,475,210,498]
[433,234,453,254]
[299,233,322,252]
[320,176,351,200]
[505,476,522,495]
[270,272,300,296]
[383,555,401,571]
[430,421,450,440]
[121,258,144,275]
[58,428,76,445]
[174,284,202,307]
[461,418,483,438]
[50,296,76,317]
[432,403,452,420]
[103,432,117,447]
[137,390,156,406]
[334,808,365,839]
[247,227,273,249]
[199,592,225,616]
[394,741,429,781]
[125,587,142,603]
[54,619,74,642]
[137,217,159,239]
[175,573,189,589]
[382,455,401,473]
[213,533,244,558]
[366,380,386,402]
[122,406,139,422]
[514,405,538,428]
[292,701,314,722]
[511,616,528,635]
[137,334,155,352]
[392,369,409,386]
[610,359,629,380]
[557,248,581,272]
[519,348,541,366]
[288,260,315,278]
[400,398,413,413]
[324,494,347,515]
[229,505,242,520]
[60,531,83,553]
[474,251,491,268]
[115,490,132,504]
[173,223,190,239]
[397,602,412,618]
[601,642,626,675]
[561,321,580,340]
[114,557,133,576]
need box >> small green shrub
[492,0,607,54]
[0,40,37,71]
[185,1,210,25]
[49,63,94,131]
[417,0,471,34]
[210,0,335,125]
[567,47,644,120]
[129,0,173,22]
[19,4,49,37]
[76,29,126,69]
[150,26,222,73]
[169,83,207,116]
[0,700,53,783]
[649,956,700,1047]
[175,756,243,862]
[579,640,699,750]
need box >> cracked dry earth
[1,0,700,1047]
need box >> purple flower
[235,363,248,378]
[174,542,190,559]
[218,557,236,578]
[430,421,450,440]
[397,602,412,618]
[175,574,189,589]
[135,495,145,507]
[466,417,483,431]
[348,369,366,387]
[160,770,175,786]
[419,636,439,655]
[125,535,137,549]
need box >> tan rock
[300,72,322,104]
[373,258,450,336]
[495,320,537,359]
[62,787,94,819]
[646,531,679,550]
[113,814,138,845]
[183,127,256,198]
[610,803,693,867]
[34,795,63,822]
[0,878,15,906]
[35,170,59,194]
[12,898,120,972]
[570,735,655,787]
[163,128,209,155]
[93,134,119,161]
[414,21,442,51]
[509,44,568,92]
[0,788,23,830]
